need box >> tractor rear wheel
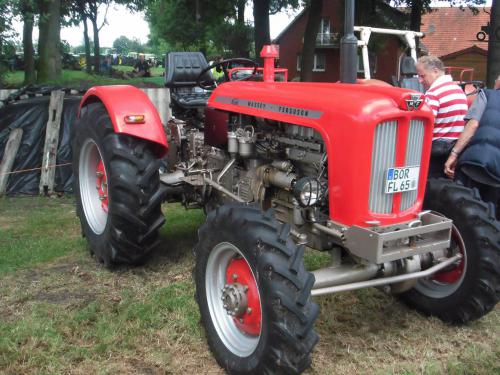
[73,102,165,266]
[194,204,319,374]
[400,178,500,324]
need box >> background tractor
[72,1,500,373]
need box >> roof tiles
[421,7,490,57]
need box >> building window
[297,54,326,72]
[317,18,332,45]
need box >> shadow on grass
[140,203,206,271]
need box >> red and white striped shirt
[424,75,468,141]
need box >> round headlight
[293,177,323,207]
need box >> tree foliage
[146,0,236,54]
[208,22,253,57]
[146,0,304,58]
[112,35,146,54]
[0,0,15,84]
[62,0,147,74]
[253,0,298,61]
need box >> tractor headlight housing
[293,177,323,207]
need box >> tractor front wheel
[73,102,165,266]
[401,178,500,324]
[195,204,319,374]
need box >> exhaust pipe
[340,0,358,83]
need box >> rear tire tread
[73,102,165,266]
[401,178,500,324]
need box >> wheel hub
[433,226,465,284]
[221,283,248,317]
[224,258,262,336]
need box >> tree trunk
[91,17,100,73]
[300,0,323,82]
[410,0,423,31]
[22,4,35,84]
[253,0,270,62]
[82,15,92,74]
[237,0,245,25]
[195,0,200,22]
[487,0,500,87]
[37,0,61,82]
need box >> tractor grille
[369,120,397,214]
[369,119,425,214]
[400,120,425,211]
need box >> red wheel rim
[96,159,108,212]
[225,258,262,336]
[433,227,465,284]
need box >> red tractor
[72,2,500,373]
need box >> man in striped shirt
[416,56,468,177]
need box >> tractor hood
[208,81,436,227]
[208,81,433,138]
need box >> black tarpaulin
[0,96,81,195]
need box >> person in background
[416,55,468,178]
[211,56,225,82]
[102,54,113,75]
[443,74,500,211]
[445,75,500,178]
[133,54,151,77]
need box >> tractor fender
[79,85,168,156]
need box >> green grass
[0,280,201,373]
[0,197,84,275]
[0,197,498,374]
[112,65,164,76]
[3,68,165,89]
[112,65,135,72]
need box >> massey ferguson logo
[405,94,423,111]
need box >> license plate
[385,166,420,194]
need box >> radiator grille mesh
[369,121,397,214]
[401,120,425,211]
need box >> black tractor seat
[398,56,424,92]
[165,52,214,109]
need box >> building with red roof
[273,4,491,83]
[273,1,405,82]
[421,7,490,81]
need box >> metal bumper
[344,212,452,264]
[311,253,462,296]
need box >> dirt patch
[0,221,12,230]
[44,262,81,275]
[6,262,82,285]
[0,215,24,230]
[34,289,95,305]
[128,359,164,375]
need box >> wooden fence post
[39,90,65,195]
[0,128,23,196]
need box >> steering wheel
[196,58,259,90]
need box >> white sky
[12,1,492,48]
